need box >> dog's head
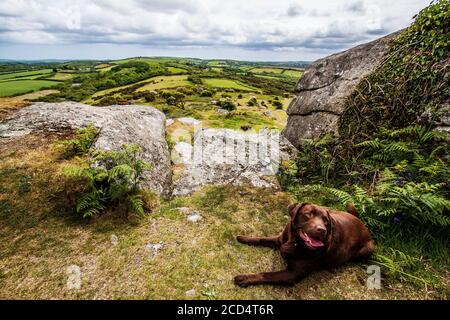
[287,203,333,251]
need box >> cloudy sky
[0,0,430,61]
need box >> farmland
[0,69,53,81]
[0,57,307,131]
[201,78,258,91]
[0,80,59,97]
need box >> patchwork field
[0,58,302,133]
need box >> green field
[167,66,187,74]
[0,80,59,97]
[202,78,258,91]
[250,67,302,78]
[0,69,53,81]
[281,69,303,77]
[251,67,284,74]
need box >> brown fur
[234,202,374,287]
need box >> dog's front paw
[236,235,247,243]
[234,274,252,287]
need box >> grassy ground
[202,78,258,92]
[0,80,59,97]
[167,67,187,74]
[46,73,74,81]
[0,69,53,81]
[0,133,445,299]
[136,75,192,91]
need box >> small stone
[177,117,201,126]
[185,289,196,297]
[145,242,164,258]
[178,207,191,214]
[111,234,118,246]
[187,212,202,223]
[215,108,229,114]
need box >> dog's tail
[346,203,359,217]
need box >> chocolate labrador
[234,202,374,287]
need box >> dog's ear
[325,209,333,233]
[346,202,358,217]
[287,203,298,218]
[287,202,308,221]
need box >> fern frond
[127,194,145,215]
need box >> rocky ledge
[282,31,401,148]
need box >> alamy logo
[170,124,281,174]
[65,6,81,30]
[66,265,81,290]
[366,265,381,290]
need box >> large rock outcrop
[282,31,400,148]
[0,102,171,195]
[171,128,296,196]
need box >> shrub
[247,97,257,106]
[64,144,152,218]
[280,125,450,288]
[200,90,213,97]
[59,124,99,157]
[143,91,156,102]
[218,99,236,111]
[339,0,450,141]
[273,100,283,109]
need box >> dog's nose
[316,225,326,234]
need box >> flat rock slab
[0,102,171,195]
[172,128,296,196]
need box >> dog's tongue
[301,231,324,248]
[309,236,324,248]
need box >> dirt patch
[17,89,59,101]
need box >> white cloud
[0,0,430,60]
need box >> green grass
[206,111,280,131]
[202,78,258,92]
[250,67,284,74]
[167,67,187,74]
[281,69,303,78]
[0,80,59,97]
[0,69,53,81]
[250,67,302,79]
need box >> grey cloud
[133,0,198,14]
[345,1,367,13]
[286,4,302,17]
[0,0,430,58]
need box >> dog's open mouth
[299,231,324,249]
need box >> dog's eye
[304,212,312,218]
